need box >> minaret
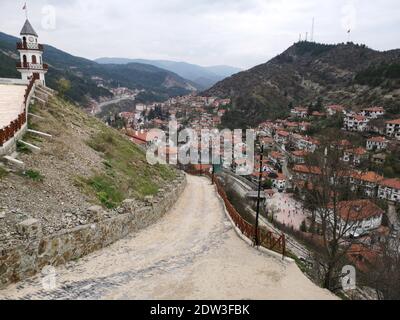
[16,19,48,86]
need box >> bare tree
[298,129,373,291]
[368,237,400,300]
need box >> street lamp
[254,144,265,247]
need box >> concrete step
[37,84,56,96]
[28,113,45,120]
[18,140,41,152]
[27,129,52,138]
[32,96,47,106]
[3,155,25,170]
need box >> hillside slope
[205,42,400,128]
[0,32,196,105]
[0,95,177,248]
[96,57,241,89]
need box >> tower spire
[23,2,28,20]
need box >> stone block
[86,205,104,222]
[16,219,42,239]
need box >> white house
[342,147,368,166]
[290,107,309,118]
[386,119,400,140]
[16,19,47,85]
[361,107,385,119]
[378,178,400,203]
[344,114,369,132]
[349,171,384,198]
[268,151,285,166]
[272,173,287,192]
[331,200,384,238]
[291,134,319,152]
[274,130,290,145]
[366,136,388,151]
[326,105,346,116]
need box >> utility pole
[254,144,265,247]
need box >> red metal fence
[186,169,286,259]
[0,75,37,147]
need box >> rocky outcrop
[0,173,186,288]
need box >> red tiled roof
[335,200,384,221]
[363,107,384,112]
[386,119,400,125]
[270,151,284,159]
[368,136,387,143]
[380,178,400,190]
[346,147,367,156]
[352,115,367,121]
[291,150,308,157]
[277,130,290,137]
[351,171,384,183]
[293,165,322,175]
[274,173,286,181]
[327,105,345,111]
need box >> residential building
[366,137,388,151]
[274,130,290,145]
[290,107,309,118]
[269,151,285,166]
[378,178,400,203]
[292,164,322,181]
[344,114,369,132]
[361,107,385,119]
[331,200,384,238]
[272,173,287,192]
[349,171,384,197]
[326,105,346,116]
[386,119,400,140]
[290,150,309,164]
[342,147,368,166]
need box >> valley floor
[0,175,335,300]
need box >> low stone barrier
[0,173,186,288]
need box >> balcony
[16,62,48,71]
[16,42,44,51]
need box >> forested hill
[0,31,196,105]
[204,42,400,129]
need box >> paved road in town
[0,175,335,300]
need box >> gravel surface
[0,175,336,300]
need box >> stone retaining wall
[0,174,186,288]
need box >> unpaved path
[0,175,336,300]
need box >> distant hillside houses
[386,119,400,140]
[290,106,309,118]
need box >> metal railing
[17,42,44,51]
[185,169,286,258]
[16,62,48,71]
[0,75,38,147]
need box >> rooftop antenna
[311,17,315,42]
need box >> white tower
[16,19,47,85]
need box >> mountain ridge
[95,57,242,89]
[0,31,196,105]
[204,42,400,128]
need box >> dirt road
[0,175,336,300]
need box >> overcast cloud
[0,0,399,68]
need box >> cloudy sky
[0,0,399,69]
